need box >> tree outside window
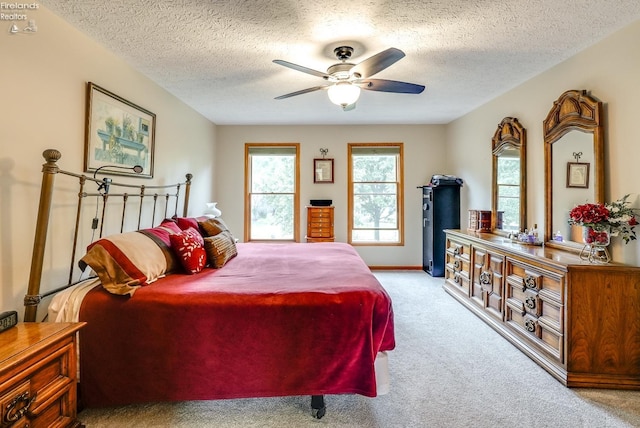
[245,144,299,241]
[349,144,403,245]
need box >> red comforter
[79,242,395,407]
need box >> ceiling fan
[273,46,425,111]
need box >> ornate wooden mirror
[491,117,526,234]
[544,90,604,248]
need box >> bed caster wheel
[311,395,326,419]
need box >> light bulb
[327,82,361,107]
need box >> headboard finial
[43,149,61,163]
[42,149,61,174]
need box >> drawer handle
[525,296,536,310]
[454,272,461,284]
[4,391,36,423]
[479,271,491,285]
[453,260,461,271]
[524,319,536,333]
[524,275,537,289]
[453,247,460,256]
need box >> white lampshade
[327,82,361,107]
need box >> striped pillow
[79,221,181,296]
[203,231,237,268]
[198,217,232,237]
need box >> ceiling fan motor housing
[327,63,355,79]
[334,46,354,61]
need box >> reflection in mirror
[544,90,604,249]
[492,117,526,235]
[551,132,594,242]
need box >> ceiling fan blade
[350,48,405,79]
[359,79,425,94]
[274,86,328,100]
[273,60,330,79]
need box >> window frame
[348,142,404,246]
[244,143,300,242]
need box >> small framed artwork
[314,158,334,183]
[566,162,589,188]
[84,82,155,178]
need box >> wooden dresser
[0,322,85,427]
[306,206,335,242]
[443,229,640,389]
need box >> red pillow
[169,227,206,274]
[173,216,209,231]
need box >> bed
[24,149,395,418]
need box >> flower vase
[579,226,611,264]
[204,202,222,217]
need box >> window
[496,149,520,232]
[348,143,404,245]
[245,144,300,241]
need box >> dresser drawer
[445,237,471,295]
[308,229,332,238]
[308,218,331,227]
[309,208,333,218]
[505,294,563,363]
[0,380,31,427]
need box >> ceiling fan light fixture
[327,82,360,107]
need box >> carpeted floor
[77,271,640,427]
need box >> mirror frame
[543,89,604,248]
[491,117,527,235]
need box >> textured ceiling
[41,1,640,125]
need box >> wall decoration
[567,162,589,188]
[85,82,155,178]
[314,158,334,183]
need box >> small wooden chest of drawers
[468,209,492,232]
[306,206,335,242]
[0,322,85,428]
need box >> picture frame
[85,82,155,178]
[566,162,589,188]
[314,158,334,183]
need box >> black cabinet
[420,182,461,276]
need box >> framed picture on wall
[566,162,589,188]
[84,82,155,178]
[314,158,334,183]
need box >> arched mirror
[492,117,526,235]
[544,90,604,249]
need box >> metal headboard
[23,149,192,322]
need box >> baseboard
[368,266,423,271]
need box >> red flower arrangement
[568,195,638,244]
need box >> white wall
[215,125,447,266]
[0,6,217,320]
[447,20,640,265]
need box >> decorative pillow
[198,217,232,237]
[203,231,237,268]
[78,221,182,296]
[169,227,206,274]
[139,220,183,273]
[172,216,208,231]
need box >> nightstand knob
[5,391,36,423]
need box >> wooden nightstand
[0,322,85,428]
[306,206,335,242]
